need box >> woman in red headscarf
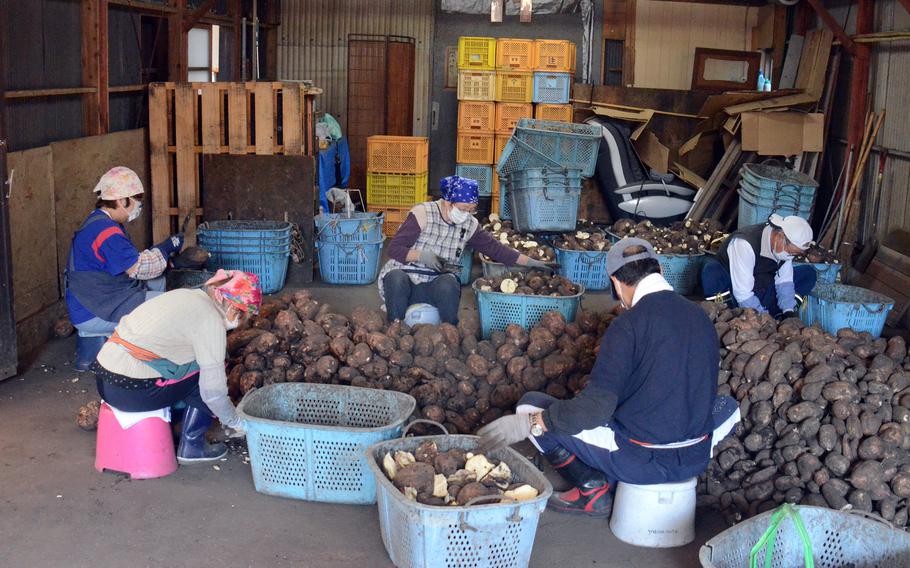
[93,269,262,464]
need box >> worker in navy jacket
[65,167,185,371]
[701,214,816,317]
[478,238,740,517]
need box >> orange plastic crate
[494,134,509,165]
[495,103,533,134]
[534,103,573,122]
[494,71,533,103]
[367,136,429,174]
[533,40,576,72]
[456,133,495,165]
[368,205,411,238]
[457,101,496,133]
[457,70,496,101]
[458,36,497,70]
[496,39,534,71]
[492,172,500,211]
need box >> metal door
[0,25,17,380]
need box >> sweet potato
[849,461,885,491]
[398,335,415,353]
[350,306,385,332]
[538,311,566,337]
[466,354,489,377]
[496,343,522,365]
[347,343,373,368]
[444,359,472,382]
[394,462,436,494]
[521,367,547,391]
[507,356,530,382]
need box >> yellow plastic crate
[496,39,534,71]
[495,103,533,134]
[494,134,509,164]
[367,172,429,207]
[367,136,429,174]
[457,101,496,133]
[457,36,497,70]
[368,205,411,238]
[533,40,576,72]
[456,133,495,165]
[492,172,500,212]
[457,70,496,101]
[495,71,533,103]
[534,103,573,122]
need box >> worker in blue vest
[66,167,185,371]
[478,239,740,517]
[701,214,816,318]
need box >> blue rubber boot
[177,406,228,465]
[75,335,106,372]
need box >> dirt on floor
[0,281,729,568]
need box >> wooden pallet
[148,82,321,242]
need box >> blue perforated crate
[315,212,384,243]
[197,220,291,294]
[237,383,415,505]
[497,119,601,177]
[555,247,609,290]
[802,283,894,338]
[316,239,384,285]
[532,72,571,104]
[500,182,512,221]
[457,247,474,285]
[658,253,705,295]
[455,164,494,197]
[506,168,583,233]
[737,189,812,227]
[367,432,553,568]
[794,261,842,285]
[741,162,819,197]
[473,280,584,338]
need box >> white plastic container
[609,478,697,548]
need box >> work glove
[523,258,560,270]
[153,234,184,258]
[477,414,532,453]
[418,249,445,272]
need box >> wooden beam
[108,0,177,14]
[898,0,910,17]
[805,0,857,55]
[168,0,188,81]
[5,87,97,99]
[109,84,148,93]
[232,0,242,80]
[81,0,109,135]
[183,0,218,31]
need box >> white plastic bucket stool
[609,477,697,548]
[404,303,440,327]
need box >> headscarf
[93,166,144,200]
[439,175,479,205]
[205,269,263,314]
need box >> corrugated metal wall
[633,0,758,90]
[828,0,910,242]
[277,0,434,136]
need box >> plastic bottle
[757,70,766,91]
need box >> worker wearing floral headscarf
[66,167,186,371]
[94,270,262,464]
[378,175,554,324]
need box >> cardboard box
[741,112,824,156]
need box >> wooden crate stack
[365,135,429,238]
[148,82,321,243]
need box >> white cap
[768,214,813,250]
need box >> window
[188,25,220,82]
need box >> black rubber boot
[177,406,228,465]
[75,335,106,372]
[544,446,613,518]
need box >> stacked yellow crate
[456,37,497,169]
[366,135,429,237]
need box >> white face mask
[448,206,470,225]
[225,316,240,331]
[127,199,142,223]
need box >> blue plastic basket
[458,247,474,285]
[699,505,910,568]
[237,383,416,504]
[741,163,819,196]
[197,220,291,294]
[794,261,842,285]
[315,212,384,243]
[737,189,812,227]
[802,283,894,338]
[506,168,583,233]
[498,119,601,177]
[500,181,512,221]
[316,239,384,285]
[739,179,816,211]
[481,259,532,278]
[555,247,609,290]
[532,72,571,104]
[474,280,584,338]
[367,433,553,568]
[658,253,705,295]
[455,164,494,197]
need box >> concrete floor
[0,277,730,568]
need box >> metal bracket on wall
[3,169,13,199]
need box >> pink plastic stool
[94,402,178,479]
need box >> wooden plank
[254,82,275,155]
[7,147,58,322]
[81,0,101,135]
[281,85,302,154]
[228,83,248,154]
[687,140,741,221]
[779,35,803,90]
[201,84,222,154]
[149,85,172,242]
[174,85,198,241]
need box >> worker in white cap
[701,214,816,317]
[65,167,185,371]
